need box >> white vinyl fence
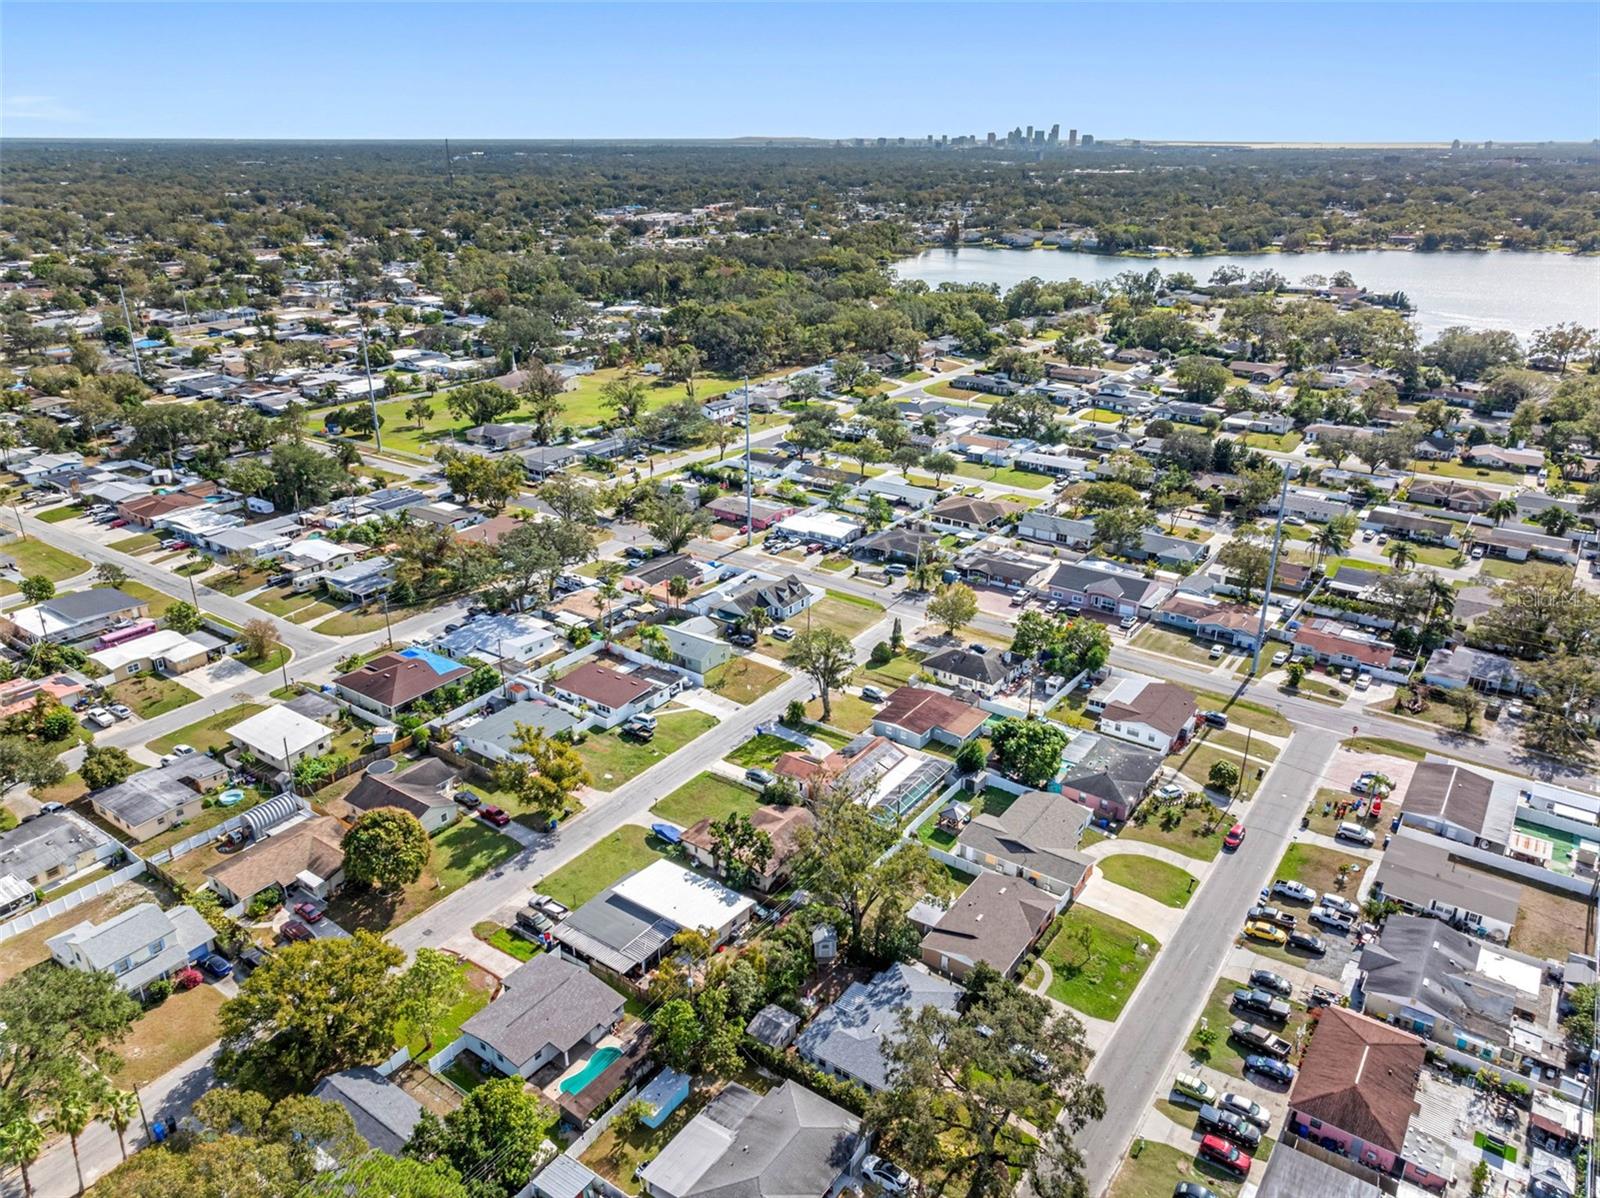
[0,859,147,945]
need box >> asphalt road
[1077,727,1340,1195]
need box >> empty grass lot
[1340,736,1425,761]
[117,981,229,1086]
[2,538,89,582]
[703,658,789,705]
[1097,855,1198,908]
[725,733,798,770]
[1105,1140,1242,1198]
[1409,459,1528,487]
[803,691,876,734]
[105,675,200,719]
[147,702,265,756]
[34,505,81,524]
[535,826,672,911]
[249,585,338,624]
[1042,906,1160,1021]
[1478,557,1571,583]
[109,532,160,553]
[1120,801,1232,861]
[1131,626,1227,666]
[577,709,717,791]
[855,649,925,693]
[325,818,521,934]
[1273,842,1368,898]
[1509,875,1598,960]
[1183,689,1291,737]
[1173,743,1261,799]
[650,772,760,827]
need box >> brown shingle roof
[335,651,471,708]
[554,660,660,709]
[1100,681,1196,738]
[204,815,345,900]
[920,872,1055,976]
[682,804,814,867]
[1290,1007,1424,1154]
[453,514,523,547]
[873,686,987,741]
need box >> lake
[893,247,1600,344]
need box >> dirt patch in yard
[1507,876,1597,960]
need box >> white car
[862,1155,911,1194]
[1354,673,1371,691]
[83,707,116,729]
[1156,782,1186,800]
[1209,643,1225,659]
[772,626,796,641]
[1271,651,1288,668]
[1319,894,1360,919]
[171,743,197,756]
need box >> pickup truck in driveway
[1195,1104,1262,1151]
[1231,987,1291,1021]
[1230,1020,1293,1058]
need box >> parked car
[1172,1186,1218,1198]
[1310,907,1355,934]
[171,743,197,757]
[729,631,756,647]
[623,720,655,741]
[1319,894,1360,919]
[454,789,482,808]
[860,685,887,703]
[1288,930,1327,956]
[36,801,64,815]
[201,953,233,978]
[1119,615,1137,630]
[1155,782,1186,800]
[1202,710,1229,729]
[515,908,553,936]
[1230,1021,1292,1058]
[108,704,133,720]
[745,768,776,787]
[1336,821,1376,847]
[1219,1092,1270,1130]
[1231,988,1290,1021]
[1172,1072,1218,1105]
[1243,1055,1295,1084]
[1198,1134,1252,1178]
[1308,986,1339,1008]
[528,892,569,920]
[1196,1105,1261,1151]
[1249,968,1292,997]
[772,626,796,641]
[1352,771,1391,795]
[861,1155,911,1194]
[1223,823,1245,850]
[83,707,116,729]
[1246,906,1295,931]
[1243,920,1287,946]
[292,902,324,924]
[1209,643,1224,659]
[1354,673,1371,691]
[1271,879,1318,905]
[1270,650,1288,668]
[479,805,511,827]
[280,921,312,943]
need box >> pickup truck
[1245,904,1295,929]
[1232,988,1291,1021]
[1229,1020,1293,1059]
[1196,1104,1263,1151]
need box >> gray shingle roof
[41,588,143,623]
[459,954,624,1068]
[0,813,112,885]
[795,963,960,1091]
[92,755,225,827]
[310,1067,424,1155]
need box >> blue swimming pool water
[559,1047,621,1095]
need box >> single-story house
[309,1068,425,1156]
[773,511,864,546]
[1155,594,1261,650]
[0,673,85,720]
[1291,626,1399,673]
[549,659,679,730]
[682,804,814,893]
[47,902,215,999]
[1465,444,1545,473]
[0,812,118,892]
[1056,732,1164,824]
[320,555,396,601]
[955,789,1094,903]
[0,587,149,647]
[1017,510,1094,550]
[204,814,348,908]
[659,616,735,674]
[1396,761,1515,853]
[436,612,559,668]
[871,686,988,749]
[1422,645,1530,697]
[796,963,962,1092]
[1470,525,1577,565]
[920,872,1057,981]
[927,495,1018,532]
[699,573,815,624]
[1096,678,1196,754]
[1042,561,1171,619]
[920,646,1017,698]
[705,495,797,530]
[334,647,473,720]
[89,754,227,842]
[228,707,335,774]
[88,628,211,681]
[453,700,584,765]
[450,954,625,1080]
[1369,827,1520,941]
[338,756,462,834]
[853,527,942,565]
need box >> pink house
[1287,1007,1447,1192]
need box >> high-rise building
[1048,123,1060,144]
[1081,134,1094,147]
[987,132,996,147]
[1026,125,1034,142]
[1068,128,1078,148]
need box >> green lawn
[34,505,82,524]
[803,690,876,734]
[535,825,672,911]
[109,533,160,553]
[204,566,273,596]
[1106,1140,1243,1198]
[146,702,265,755]
[577,709,717,791]
[1,538,89,582]
[1096,855,1198,908]
[1478,557,1571,583]
[1340,736,1425,761]
[479,925,542,962]
[1131,626,1227,666]
[650,772,760,827]
[324,817,521,934]
[242,644,292,675]
[1120,800,1231,861]
[918,785,1021,849]
[950,461,1055,489]
[1080,408,1124,423]
[306,605,394,635]
[1273,842,1368,897]
[1172,742,1261,799]
[725,733,799,770]
[1185,976,1310,1082]
[1409,459,1528,487]
[248,585,338,623]
[104,674,200,719]
[704,658,789,705]
[116,983,228,1087]
[1201,727,1279,763]
[394,961,494,1062]
[1183,689,1292,737]
[1241,431,1303,452]
[1041,906,1160,1021]
[855,649,926,693]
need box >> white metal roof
[610,859,754,933]
[89,629,210,672]
[228,707,334,758]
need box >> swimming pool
[559,1046,621,1095]
[217,789,245,806]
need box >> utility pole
[360,324,383,454]
[743,376,753,549]
[380,592,393,646]
[118,285,143,381]
[1249,465,1297,675]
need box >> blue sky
[3,2,1596,141]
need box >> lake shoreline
[907,243,1593,260]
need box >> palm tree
[666,574,690,609]
[0,1116,43,1198]
[1385,541,1416,572]
[742,605,772,640]
[1310,521,1350,565]
[1485,497,1518,526]
[596,563,624,643]
[53,1092,91,1195]
[99,1086,141,1162]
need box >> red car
[479,805,511,827]
[1224,823,1245,851]
[280,920,312,943]
[1199,1133,1252,1177]
[292,901,324,924]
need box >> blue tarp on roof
[397,646,467,676]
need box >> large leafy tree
[928,582,979,635]
[406,1076,557,1198]
[342,808,431,892]
[444,382,519,427]
[793,791,933,954]
[78,744,136,792]
[397,949,467,1055]
[217,931,406,1094]
[989,718,1068,787]
[1521,651,1600,765]
[0,967,138,1134]
[646,490,712,552]
[785,627,855,722]
[491,724,591,819]
[870,973,1104,1198]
